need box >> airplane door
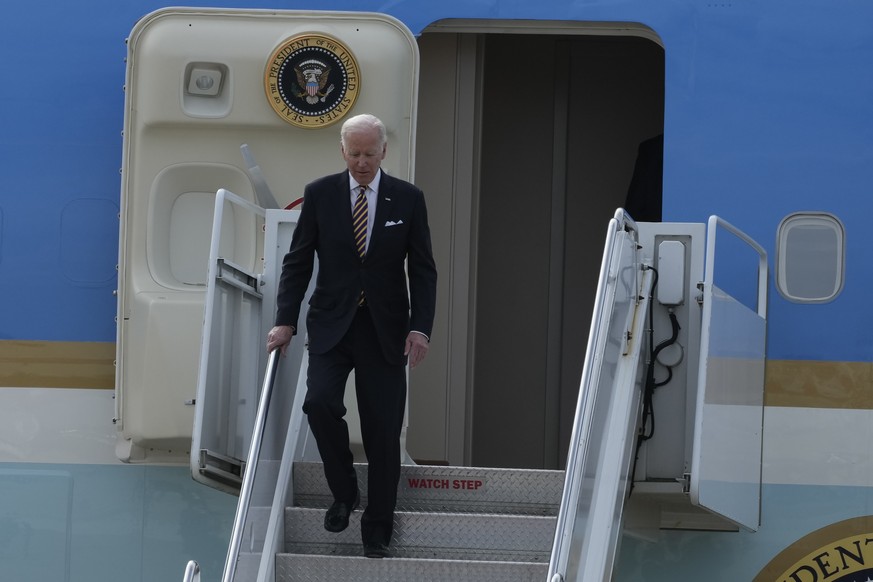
[117,8,419,463]
[690,216,768,531]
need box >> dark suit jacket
[275,170,437,366]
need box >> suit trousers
[302,305,407,545]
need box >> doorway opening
[410,22,665,469]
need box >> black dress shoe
[363,541,390,559]
[324,492,359,533]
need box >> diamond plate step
[276,554,548,582]
[293,462,564,516]
[284,507,555,562]
[278,462,562,581]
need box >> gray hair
[340,114,387,148]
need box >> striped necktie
[352,185,368,305]
[352,185,368,259]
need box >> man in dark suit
[266,113,437,559]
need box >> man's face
[342,129,386,186]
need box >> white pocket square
[385,219,404,227]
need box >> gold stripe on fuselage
[1,340,870,410]
[0,340,115,389]
[765,359,873,410]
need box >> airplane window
[776,212,844,303]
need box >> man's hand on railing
[267,325,295,355]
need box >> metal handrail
[547,211,634,580]
[221,350,281,582]
[704,215,768,318]
[182,560,200,582]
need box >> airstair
[269,204,644,579]
[190,190,594,581]
[187,194,768,582]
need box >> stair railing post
[221,350,281,582]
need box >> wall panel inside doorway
[410,29,664,470]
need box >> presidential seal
[264,34,360,128]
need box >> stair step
[281,462,561,580]
[276,554,548,582]
[284,507,555,562]
[293,462,564,516]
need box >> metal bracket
[199,449,245,491]
[679,473,691,494]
